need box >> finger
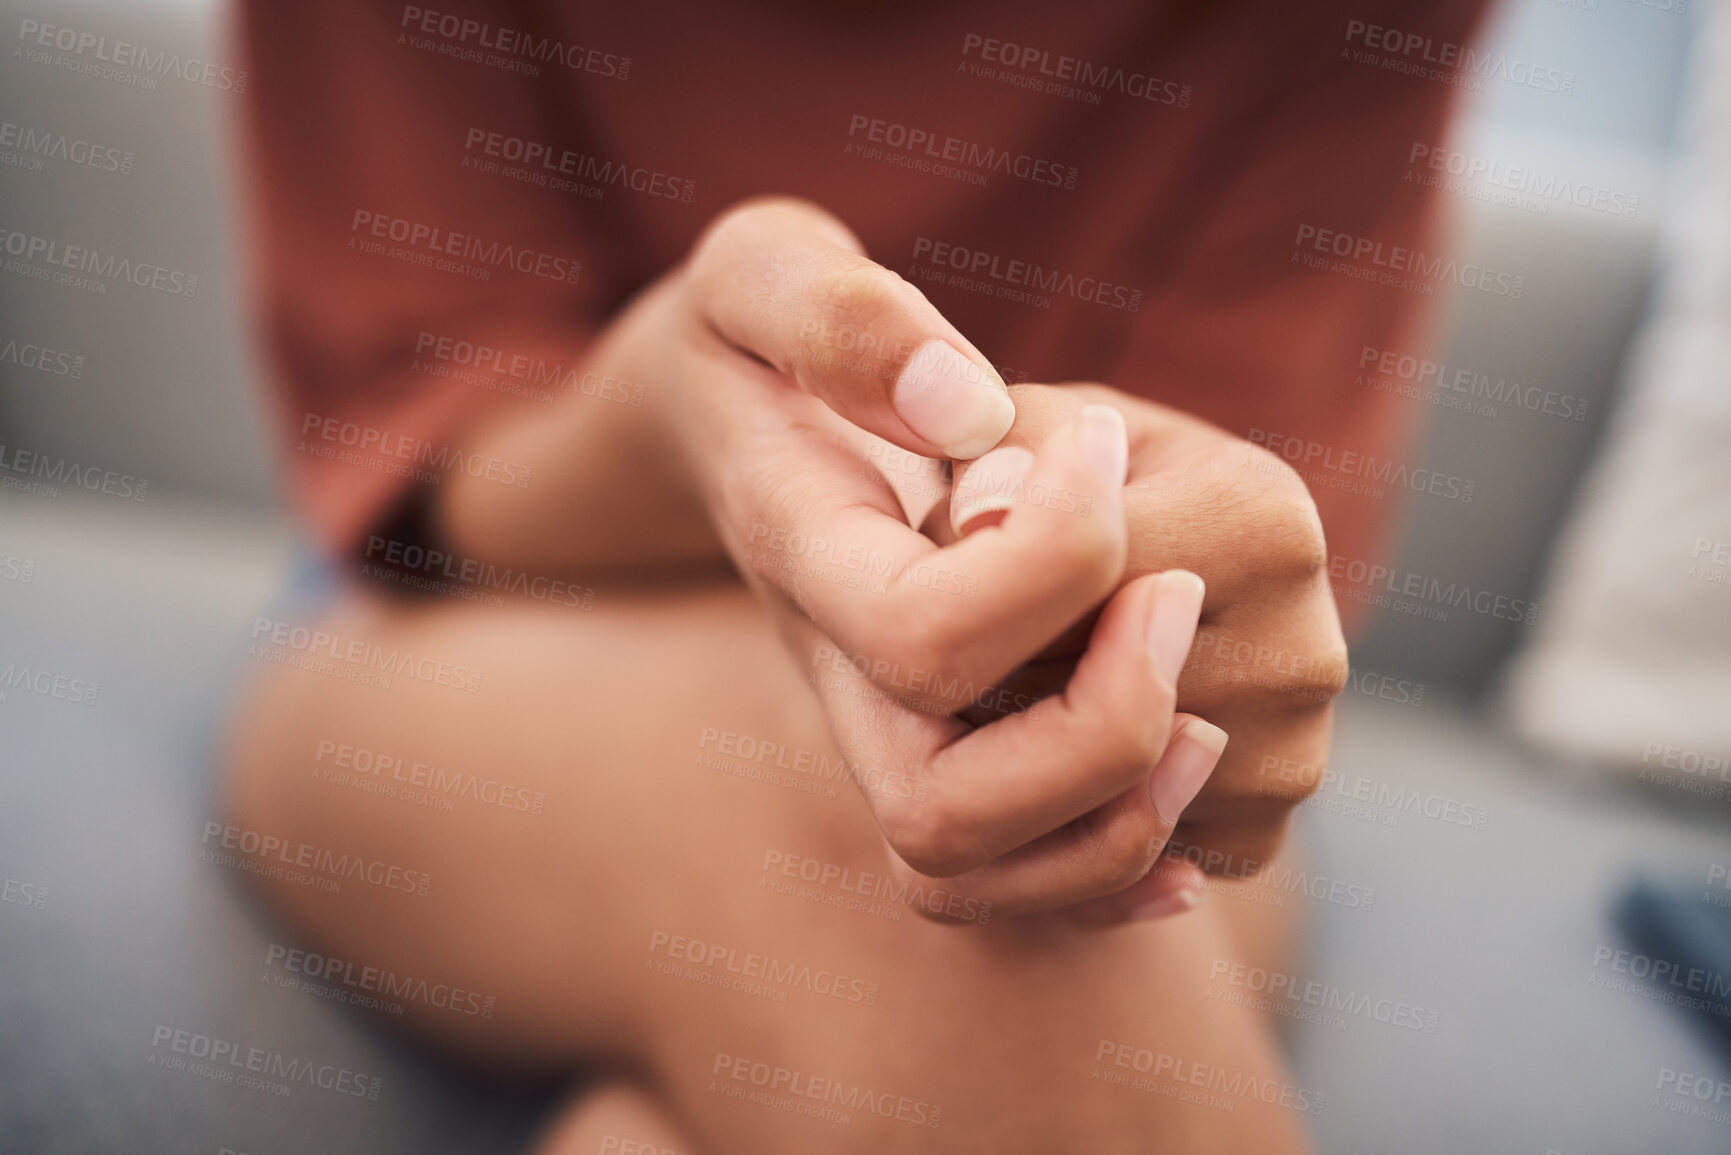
[950,445,1034,534]
[1161,811,1299,886]
[687,197,1015,460]
[954,655,1073,728]
[739,400,1133,714]
[1066,857,1209,928]
[842,570,1204,879]
[1165,653,1337,879]
[948,383,1088,535]
[922,714,1227,918]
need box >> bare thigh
[224,581,1314,1154]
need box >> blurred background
[1,0,1728,1151]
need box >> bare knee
[536,1081,699,1155]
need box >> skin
[223,198,1343,1152]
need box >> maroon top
[235,0,1492,585]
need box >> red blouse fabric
[235,0,1492,578]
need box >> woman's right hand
[624,197,1217,920]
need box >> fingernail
[951,446,1035,534]
[1146,569,1205,686]
[1149,718,1227,824]
[893,339,1015,460]
[1127,887,1206,922]
[1078,404,1128,486]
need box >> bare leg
[534,1083,699,1155]
[223,581,1314,1153]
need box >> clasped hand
[606,198,1347,925]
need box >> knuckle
[1241,442,1304,493]
[1238,448,1329,582]
[1237,736,1334,809]
[1080,684,1167,770]
[883,802,973,879]
[1253,761,1325,808]
[815,259,902,331]
[1282,510,1330,583]
[889,858,978,924]
[1250,640,1349,710]
[1293,634,1351,707]
[1116,700,1167,769]
[1178,824,1286,880]
[696,195,812,249]
[1306,642,1351,701]
[881,602,967,689]
[1071,806,1163,894]
[690,196,852,287]
[687,202,757,280]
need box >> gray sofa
[1,0,1721,1151]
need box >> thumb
[687,197,1015,460]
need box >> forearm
[434,282,727,581]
